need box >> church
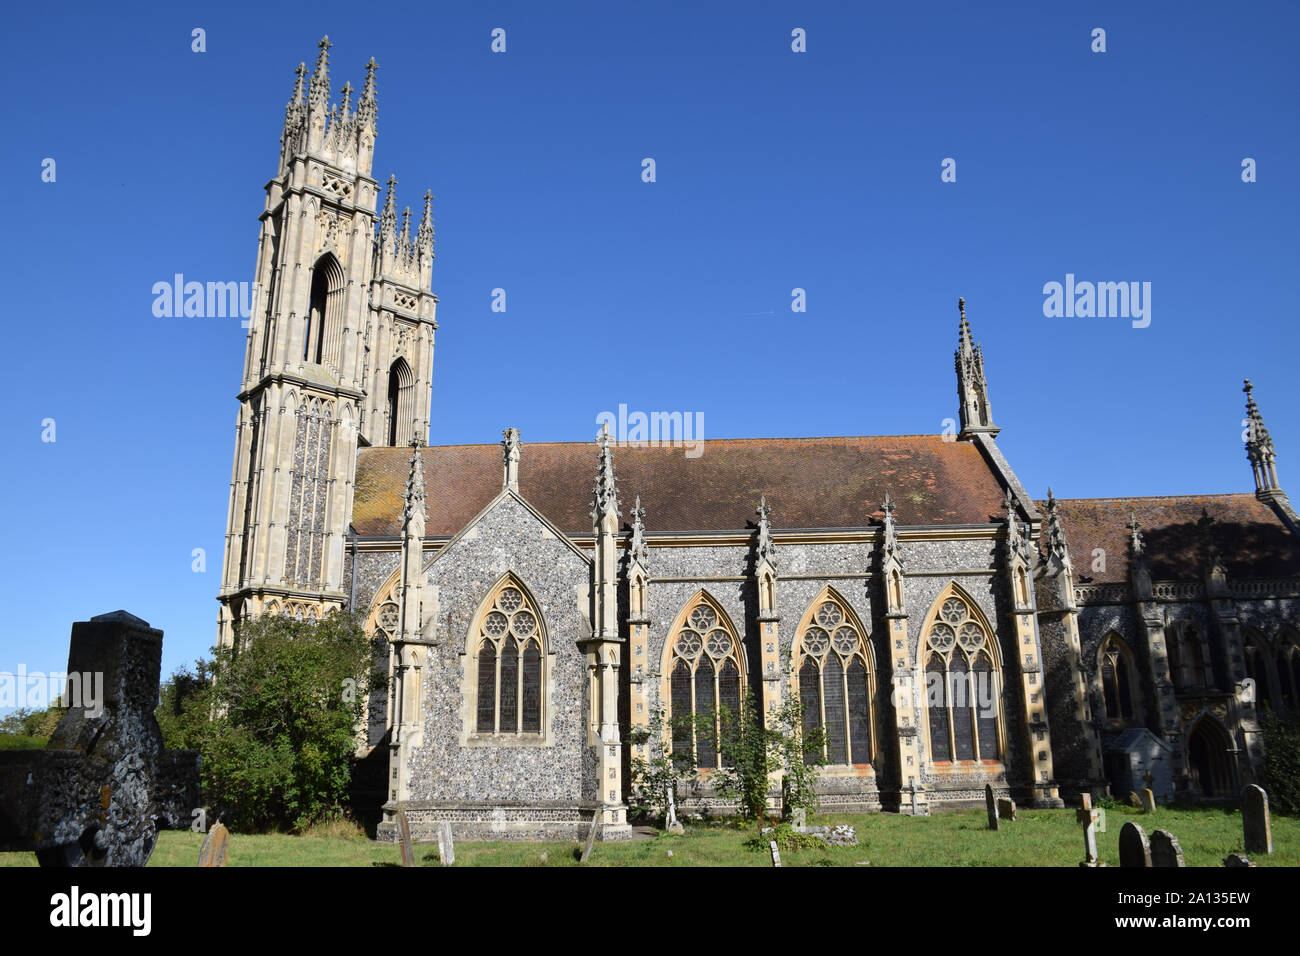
[217,40,1300,842]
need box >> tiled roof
[352,435,1010,537]
[1042,494,1300,584]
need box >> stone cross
[1141,788,1157,813]
[438,821,455,865]
[198,821,230,867]
[1076,794,1103,867]
[1118,822,1150,868]
[1242,784,1272,855]
[397,810,415,867]
[985,785,999,831]
[769,840,782,867]
[1149,829,1185,867]
[0,611,200,867]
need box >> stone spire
[881,491,902,567]
[283,62,307,140]
[356,56,378,130]
[417,190,435,259]
[592,423,620,519]
[399,206,413,264]
[1244,379,1281,496]
[1004,488,1028,561]
[755,495,776,566]
[630,496,649,567]
[501,427,521,492]
[954,297,999,438]
[307,36,332,112]
[402,440,426,534]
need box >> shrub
[1259,711,1300,815]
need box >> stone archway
[1186,716,1237,798]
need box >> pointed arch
[387,355,415,446]
[466,572,549,740]
[305,253,345,365]
[1098,632,1140,726]
[1242,629,1276,713]
[792,586,876,766]
[918,582,1004,766]
[1185,713,1238,798]
[1276,626,1300,712]
[661,590,745,770]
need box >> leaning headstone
[0,611,200,867]
[1118,822,1151,868]
[1149,829,1185,868]
[397,810,415,867]
[664,784,684,834]
[1076,793,1103,867]
[1223,853,1255,868]
[1242,784,1272,855]
[438,821,455,865]
[769,840,782,867]
[1127,791,1142,808]
[998,797,1017,821]
[1141,788,1157,813]
[792,807,806,830]
[985,785,999,831]
[580,813,600,863]
[198,821,230,867]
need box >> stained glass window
[473,580,545,736]
[666,595,744,768]
[796,594,874,765]
[925,590,1001,763]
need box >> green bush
[156,610,369,832]
[1259,711,1300,815]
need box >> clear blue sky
[1,1,1296,688]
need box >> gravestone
[1149,829,1185,868]
[1118,822,1151,868]
[397,810,415,867]
[997,797,1017,821]
[665,784,684,834]
[1076,793,1103,867]
[1141,788,1157,813]
[1223,853,1255,867]
[1242,784,1272,855]
[198,821,230,867]
[769,840,782,867]
[791,807,806,830]
[438,821,455,865]
[580,813,599,863]
[0,611,200,867]
[1127,791,1142,808]
[985,785,999,830]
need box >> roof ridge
[360,433,956,451]
[1041,492,1257,504]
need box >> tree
[627,706,705,825]
[713,688,826,822]
[156,610,370,832]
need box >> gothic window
[304,254,344,366]
[285,397,334,587]
[795,592,874,766]
[1242,631,1274,712]
[387,356,414,446]
[1099,633,1138,726]
[472,579,545,737]
[666,594,743,770]
[924,589,1001,764]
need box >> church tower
[218,38,438,645]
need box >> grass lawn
[2,804,1295,867]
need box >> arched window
[471,578,545,737]
[1242,631,1274,712]
[1169,623,1205,690]
[1275,629,1300,712]
[304,254,344,365]
[665,593,743,770]
[923,588,1001,764]
[387,356,414,446]
[794,591,874,766]
[1099,633,1138,726]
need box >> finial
[755,496,776,564]
[592,423,620,519]
[417,190,435,254]
[881,492,902,565]
[402,439,427,526]
[357,56,378,127]
[288,62,306,108]
[501,427,521,491]
[1044,489,1070,564]
[309,36,332,108]
[630,496,649,566]
[381,174,398,236]
[338,81,353,121]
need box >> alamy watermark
[892,668,1000,718]
[596,404,704,459]
[1042,274,1151,328]
[0,666,103,718]
[152,274,255,322]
